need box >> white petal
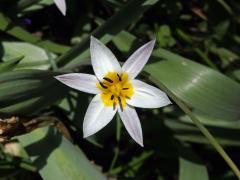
[122,40,155,79]
[118,106,143,147]
[83,94,117,137]
[127,80,171,108]
[90,36,122,80]
[55,73,100,94]
[54,0,66,16]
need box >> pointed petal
[83,94,117,137]
[127,80,171,108]
[55,73,100,94]
[122,40,155,79]
[90,36,122,80]
[118,106,143,147]
[54,0,66,16]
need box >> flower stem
[108,115,121,171]
[149,76,240,179]
[116,115,122,142]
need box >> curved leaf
[0,70,68,115]
[145,49,240,121]
[0,56,23,72]
[18,127,106,180]
[179,145,209,180]
[2,41,52,70]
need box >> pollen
[96,72,134,110]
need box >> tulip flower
[55,36,171,146]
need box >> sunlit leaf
[179,145,209,180]
[145,49,240,121]
[2,41,53,70]
[18,127,106,180]
[0,56,23,72]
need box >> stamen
[99,82,108,89]
[111,95,114,100]
[117,74,122,81]
[103,77,113,83]
[125,96,131,99]
[118,96,123,111]
[122,88,129,90]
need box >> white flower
[55,36,171,146]
[54,0,66,16]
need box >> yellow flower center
[96,72,134,110]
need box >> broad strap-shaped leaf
[145,49,240,121]
[0,70,68,115]
[18,127,106,180]
[179,145,209,180]
[2,41,53,70]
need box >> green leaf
[16,0,41,11]
[18,127,106,180]
[165,119,240,146]
[232,70,240,81]
[157,25,176,47]
[2,41,53,70]
[145,49,240,121]
[18,0,53,12]
[176,28,193,44]
[213,20,230,40]
[148,75,240,178]
[210,47,239,66]
[112,31,137,53]
[0,56,23,72]
[216,0,233,15]
[179,145,209,180]
[109,151,153,175]
[0,70,68,115]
